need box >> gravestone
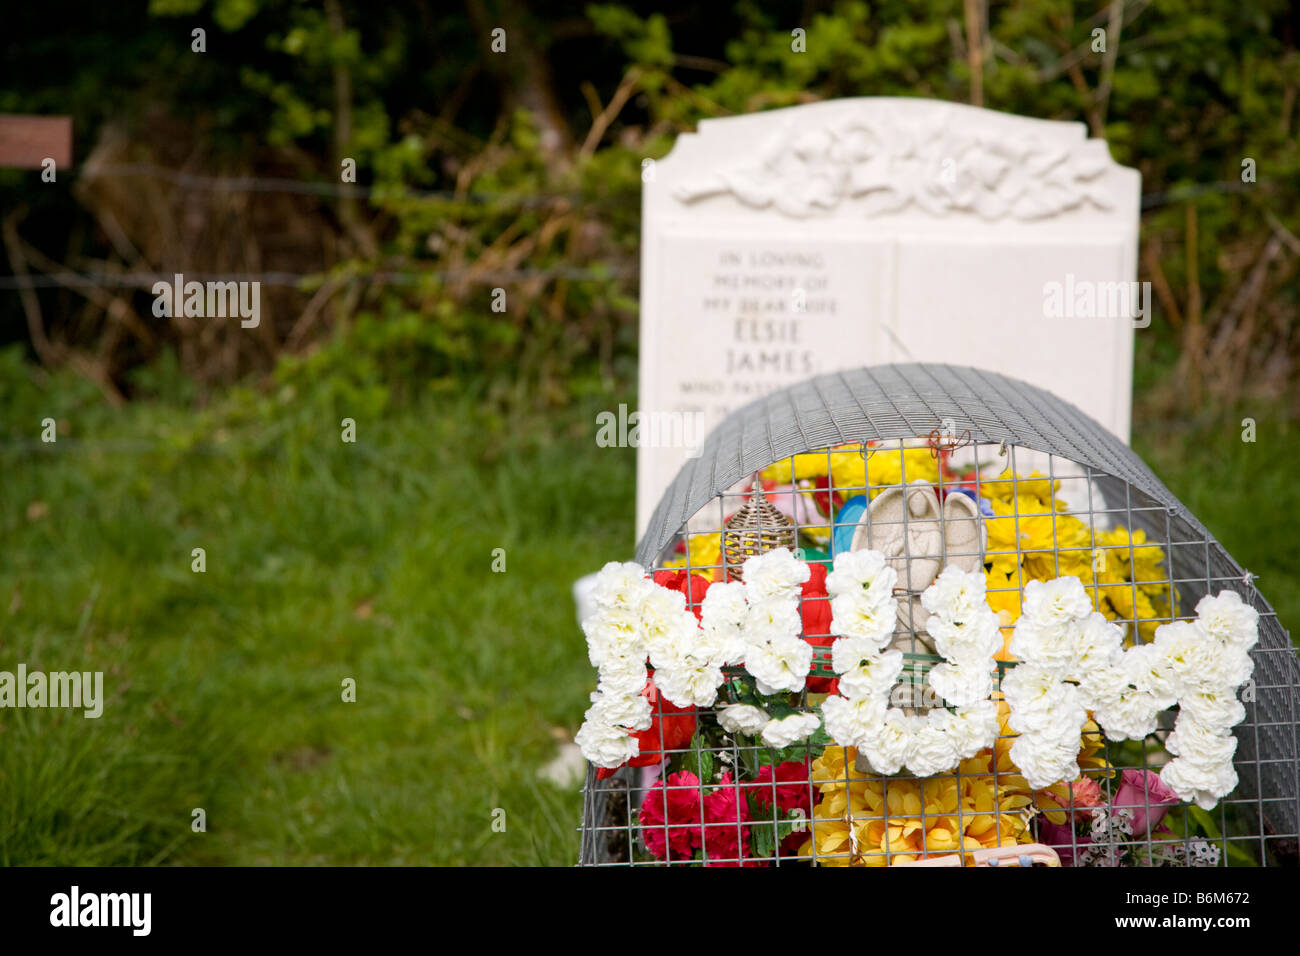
[636,97,1141,538]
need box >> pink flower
[1070,777,1105,812]
[1112,769,1180,837]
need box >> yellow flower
[981,472,1172,643]
[798,746,1033,866]
[662,531,722,577]
[760,444,940,501]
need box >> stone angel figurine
[850,478,985,656]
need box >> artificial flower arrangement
[577,448,1260,867]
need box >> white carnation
[836,650,904,699]
[700,580,748,631]
[825,549,891,596]
[717,703,770,736]
[929,609,1002,667]
[929,662,993,708]
[1165,714,1238,769]
[588,689,651,732]
[760,711,821,749]
[1021,576,1093,627]
[582,608,644,669]
[575,715,640,768]
[1122,641,1180,708]
[920,565,988,621]
[1178,687,1246,731]
[1153,620,1224,696]
[946,701,1001,759]
[744,638,812,694]
[830,590,896,646]
[1010,728,1083,790]
[856,708,914,775]
[654,656,725,708]
[1094,686,1163,741]
[590,561,653,612]
[822,693,887,749]
[742,597,802,645]
[741,548,809,600]
[1195,591,1259,650]
[1008,616,1081,675]
[1161,757,1239,811]
[595,654,649,696]
[907,710,960,777]
[1074,612,1126,674]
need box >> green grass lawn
[0,352,1294,865]
[1,374,635,865]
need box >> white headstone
[637,97,1141,538]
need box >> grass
[0,349,1294,865]
[1,375,635,865]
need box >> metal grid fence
[578,364,1299,867]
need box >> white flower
[946,701,1001,759]
[857,708,914,775]
[1021,576,1093,627]
[920,565,987,621]
[700,580,748,631]
[638,586,693,663]
[1195,591,1259,650]
[836,650,904,699]
[744,638,812,694]
[1178,687,1246,731]
[1000,665,1075,734]
[1076,663,1130,711]
[822,693,887,749]
[1010,726,1084,790]
[575,716,640,768]
[1160,757,1239,811]
[654,656,724,708]
[588,689,651,731]
[907,710,960,777]
[742,597,802,645]
[1152,620,1224,696]
[824,549,891,596]
[1165,714,1238,769]
[741,548,809,600]
[1074,612,1126,674]
[830,633,882,674]
[1008,616,1082,675]
[928,609,1001,667]
[1122,642,1180,708]
[590,561,653,612]
[929,661,993,708]
[595,654,649,696]
[717,703,770,736]
[829,590,896,646]
[582,608,644,669]
[760,711,821,749]
[698,622,747,667]
[1094,686,1163,741]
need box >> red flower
[799,562,838,694]
[639,771,760,865]
[652,568,713,619]
[812,474,844,516]
[702,772,757,866]
[745,760,814,816]
[595,679,696,781]
[639,770,705,861]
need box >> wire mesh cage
[577,364,1298,867]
